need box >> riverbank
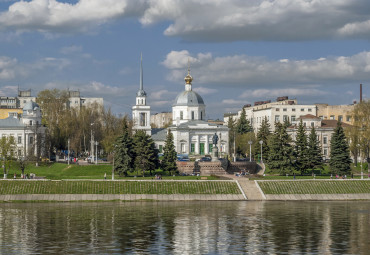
[0,179,369,201]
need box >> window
[140,113,146,126]
[180,111,183,120]
[29,120,32,126]
[330,115,335,120]
[301,108,304,112]
[29,136,34,144]
[292,108,296,112]
[181,143,186,153]
[319,116,323,120]
[200,111,203,120]
[323,136,327,144]
[191,143,195,153]
[18,136,22,144]
[311,122,314,127]
[291,116,296,122]
[276,108,280,111]
[283,115,288,122]
[275,115,280,122]
[338,115,343,122]
[308,108,312,112]
[159,145,163,153]
[283,108,287,112]
[323,148,328,156]
[346,116,351,122]
[209,144,213,153]
[191,111,194,120]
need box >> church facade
[132,61,229,157]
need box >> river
[0,201,369,254]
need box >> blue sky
[0,0,370,119]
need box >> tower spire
[140,52,143,91]
[184,58,193,90]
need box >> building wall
[316,104,354,124]
[0,109,23,119]
[151,112,172,128]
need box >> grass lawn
[5,162,219,180]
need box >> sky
[0,0,370,120]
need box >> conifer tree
[329,121,352,175]
[237,108,253,134]
[295,120,309,175]
[114,123,134,176]
[133,130,159,177]
[307,126,323,171]
[267,123,295,175]
[161,130,178,175]
[254,117,271,161]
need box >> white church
[132,59,229,157]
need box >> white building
[133,61,229,157]
[0,101,45,158]
[287,114,352,160]
[224,97,317,132]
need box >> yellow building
[315,104,354,125]
[0,108,23,119]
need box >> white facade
[225,98,317,132]
[0,101,45,158]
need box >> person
[293,173,296,180]
[14,173,16,179]
[104,172,106,180]
[330,174,333,179]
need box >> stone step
[238,180,264,200]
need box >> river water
[0,201,369,254]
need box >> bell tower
[132,53,151,135]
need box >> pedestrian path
[238,180,265,200]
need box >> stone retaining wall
[176,161,257,175]
[0,194,245,201]
[265,194,370,200]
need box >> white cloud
[1,1,369,41]
[0,56,17,80]
[0,0,147,34]
[163,50,370,87]
[193,87,217,95]
[222,99,249,105]
[0,85,18,96]
[239,88,328,99]
[60,45,82,55]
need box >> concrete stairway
[238,180,265,200]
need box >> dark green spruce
[254,117,271,162]
[237,108,253,134]
[114,123,134,176]
[307,126,323,172]
[161,130,178,175]
[133,130,159,177]
[329,121,352,175]
[267,123,295,175]
[295,120,309,175]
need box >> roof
[151,128,167,141]
[321,120,352,128]
[0,116,24,128]
[23,101,39,111]
[172,120,229,130]
[297,114,321,120]
[173,90,204,106]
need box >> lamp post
[67,139,70,166]
[248,141,253,162]
[259,140,263,163]
[95,141,99,165]
[90,123,94,162]
[233,131,236,162]
[112,145,117,181]
[357,144,363,179]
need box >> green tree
[267,123,295,175]
[236,132,256,159]
[352,100,370,161]
[114,123,134,176]
[133,130,159,177]
[329,121,352,175]
[0,136,16,178]
[295,120,309,175]
[161,130,178,175]
[254,117,271,162]
[307,126,323,172]
[237,108,253,134]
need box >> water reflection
[0,201,369,254]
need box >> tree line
[228,106,357,176]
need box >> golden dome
[184,71,193,84]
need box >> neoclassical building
[0,101,45,158]
[132,62,229,157]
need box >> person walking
[104,172,107,180]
